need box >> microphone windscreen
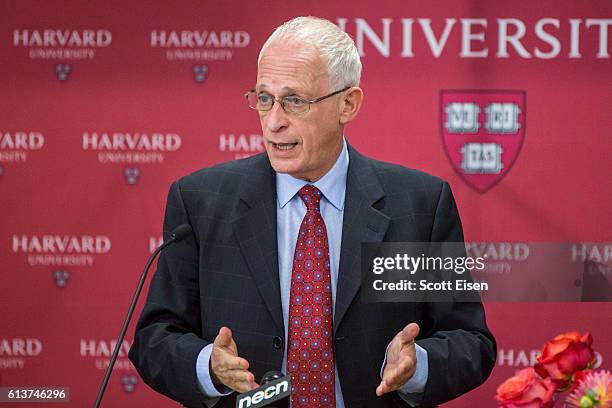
[170,224,193,242]
[261,371,284,384]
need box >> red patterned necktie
[287,185,335,407]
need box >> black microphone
[171,223,192,242]
[235,371,291,408]
[93,224,193,408]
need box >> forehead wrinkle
[257,44,328,97]
[257,64,315,94]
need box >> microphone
[171,223,192,242]
[93,224,193,408]
[235,371,291,408]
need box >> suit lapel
[230,148,390,336]
[233,154,284,334]
[334,146,390,333]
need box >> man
[129,16,496,408]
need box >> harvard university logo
[440,90,526,193]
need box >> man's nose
[265,100,289,133]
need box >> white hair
[258,16,362,90]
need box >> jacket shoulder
[175,152,268,192]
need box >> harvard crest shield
[440,90,526,193]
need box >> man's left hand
[376,323,420,396]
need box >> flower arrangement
[496,331,611,407]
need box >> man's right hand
[210,326,258,393]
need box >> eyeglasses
[244,86,350,115]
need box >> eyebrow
[256,84,302,95]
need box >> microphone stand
[93,233,182,407]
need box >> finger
[228,369,254,384]
[214,354,250,371]
[397,323,420,345]
[210,347,251,386]
[376,378,399,396]
[382,366,408,389]
[376,381,385,396]
[214,326,233,348]
[382,357,415,388]
[214,366,252,390]
[230,356,250,370]
[211,349,251,373]
[227,370,258,393]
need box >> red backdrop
[1,1,610,406]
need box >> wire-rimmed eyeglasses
[244,86,350,114]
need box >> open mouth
[272,142,298,151]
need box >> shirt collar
[276,137,349,211]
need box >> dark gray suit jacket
[129,145,496,407]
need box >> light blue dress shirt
[195,138,428,406]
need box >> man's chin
[270,163,299,176]
[272,164,314,181]
[267,155,301,175]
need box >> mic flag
[235,371,291,408]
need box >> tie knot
[298,185,322,212]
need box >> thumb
[398,323,420,345]
[214,326,233,348]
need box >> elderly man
[129,16,496,408]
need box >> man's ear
[339,87,364,125]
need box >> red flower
[535,332,595,389]
[496,367,555,408]
[570,370,592,392]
